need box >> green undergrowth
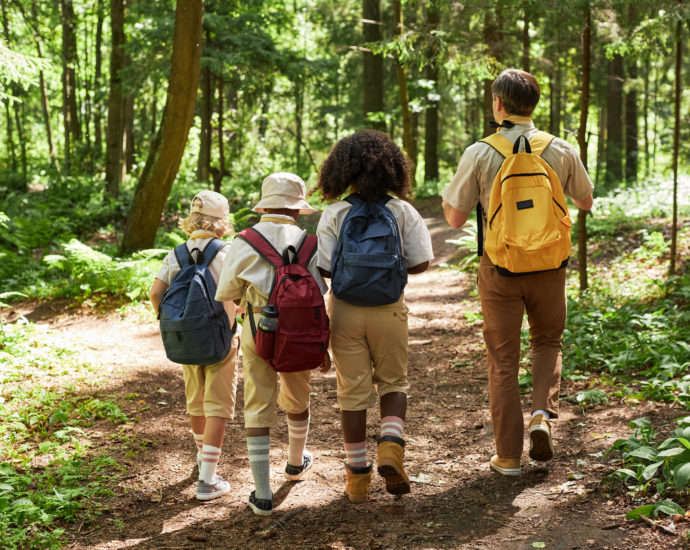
[0,318,128,549]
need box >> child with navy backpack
[314,130,434,503]
[215,172,331,516]
[150,190,239,502]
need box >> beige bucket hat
[190,190,230,219]
[252,172,315,214]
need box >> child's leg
[278,370,313,478]
[199,417,226,482]
[247,427,271,499]
[380,391,407,439]
[286,408,310,467]
[342,410,367,467]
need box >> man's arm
[442,200,470,229]
[572,195,593,211]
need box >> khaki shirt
[155,230,228,286]
[316,197,434,272]
[442,117,594,216]
[215,214,327,308]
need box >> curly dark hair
[314,130,410,201]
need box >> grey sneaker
[284,450,313,481]
[196,475,231,501]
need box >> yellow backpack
[479,131,572,275]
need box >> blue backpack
[331,193,408,306]
[158,239,233,365]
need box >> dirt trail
[20,199,686,549]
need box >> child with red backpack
[215,172,331,516]
[150,190,240,502]
[313,130,434,502]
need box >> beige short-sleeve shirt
[215,214,327,308]
[155,230,229,286]
[441,118,594,216]
[316,196,434,272]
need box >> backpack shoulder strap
[344,193,363,205]
[173,243,191,268]
[479,133,513,158]
[294,233,317,267]
[198,238,225,267]
[529,131,556,157]
[237,227,284,269]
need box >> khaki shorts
[328,293,409,411]
[240,322,312,428]
[183,335,240,419]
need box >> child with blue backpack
[150,190,239,502]
[314,130,434,502]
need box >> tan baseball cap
[252,172,315,214]
[190,190,230,219]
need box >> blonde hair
[178,212,232,237]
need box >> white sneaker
[196,475,230,501]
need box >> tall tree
[105,0,126,197]
[196,30,213,183]
[393,0,415,181]
[482,5,503,137]
[669,2,682,276]
[605,53,623,186]
[59,0,81,168]
[423,1,440,183]
[93,0,104,157]
[624,58,638,185]
[120,0,204,254]
[362,0,384,130]
[576,1,591,291]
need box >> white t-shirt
[155,230,228,286]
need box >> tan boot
[377,436,411,495]
[529,414,554,461]
[345,463,372,503]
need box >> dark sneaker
[196,475,230,501]
[284,450,313,481]
[248,491,273,516]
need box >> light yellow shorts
[240,322,312,428]
[183,335,240,419]
[328,293,409,411]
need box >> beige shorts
[240,322,312,428]
[183,335,240,419]
[328,293,409,411]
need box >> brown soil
[10,198,689,549]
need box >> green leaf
[657,447,685,458]
[653,500,684,517]
[628,446,657,460]
[674,463,690,490]
[642,461,663,480]
[626,504,655,519]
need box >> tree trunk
[120,0,204,254]
[393,0,415,181]
[209,75,226,193]
[294,80,303,171]
[13,103,27,185]
[482,6,503,137]
[94,0,104,157]
[423,2,439,183]
[522,6,530,73]
[60,0,81,169]
[605,54,624,187]
[625,59,638,185]
[124,91,135,171]
[576,2,591,292]
[196,47,212,183]
[643,55,650,178]
[669,8,681,276]
[595,106,605,187]
[105,0,126,197]
[1,0,16,174]
[362,0,384,130]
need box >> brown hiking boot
[529,414,554,462]
[377,436,411,495]
[345,463,372,503]
[490,454,522,476]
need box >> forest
[0,0,689,548]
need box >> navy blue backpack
[158,239,233,365]
[331,193,408,306]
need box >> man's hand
[318,351,332,374]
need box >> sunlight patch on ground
[90,538,150,549]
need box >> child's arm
[408,260,430,274]
[222,300,237,320]
[150,279,169,314]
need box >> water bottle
[258,305,279,332]
[256,305,278,361]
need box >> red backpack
[237,227,330,372]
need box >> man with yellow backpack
[442,69,594,476]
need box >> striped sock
[247,435,271,499]
[193,431,204,465]
[381,416,405,440]
[287,418,310,467]
[344,441,367,468]
[199,444,222,482]
[532,409,550,420]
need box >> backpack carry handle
[282,245,299,265]
[513,135,532,154]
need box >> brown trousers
[477,255,566,459]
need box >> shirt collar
[189,229,217,239]
[498,116,534,134]
[260,214,298,225]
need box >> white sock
[248,435,271,499]
[193,431,204,464]
[532,409,550,420]
[199,444,222,482]
[287,417,310,466]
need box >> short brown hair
[491,69,540,116]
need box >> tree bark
[669,7,681,276]
[482,5,503,137]
[196,42,212,183]
[522,5,530,73]
[94,0,104,157]
[60,0,81,169]
[105,0,126,197]
[576,2,591,292]
[605,54,624,187]
[624,59,638,185]
[393,0,415,182]
[423,2,439,182]
[1,0,16,174]
[362,0,384,130]
[209,75,227,193]
[120,0,204,254]
[643,55,650,178]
